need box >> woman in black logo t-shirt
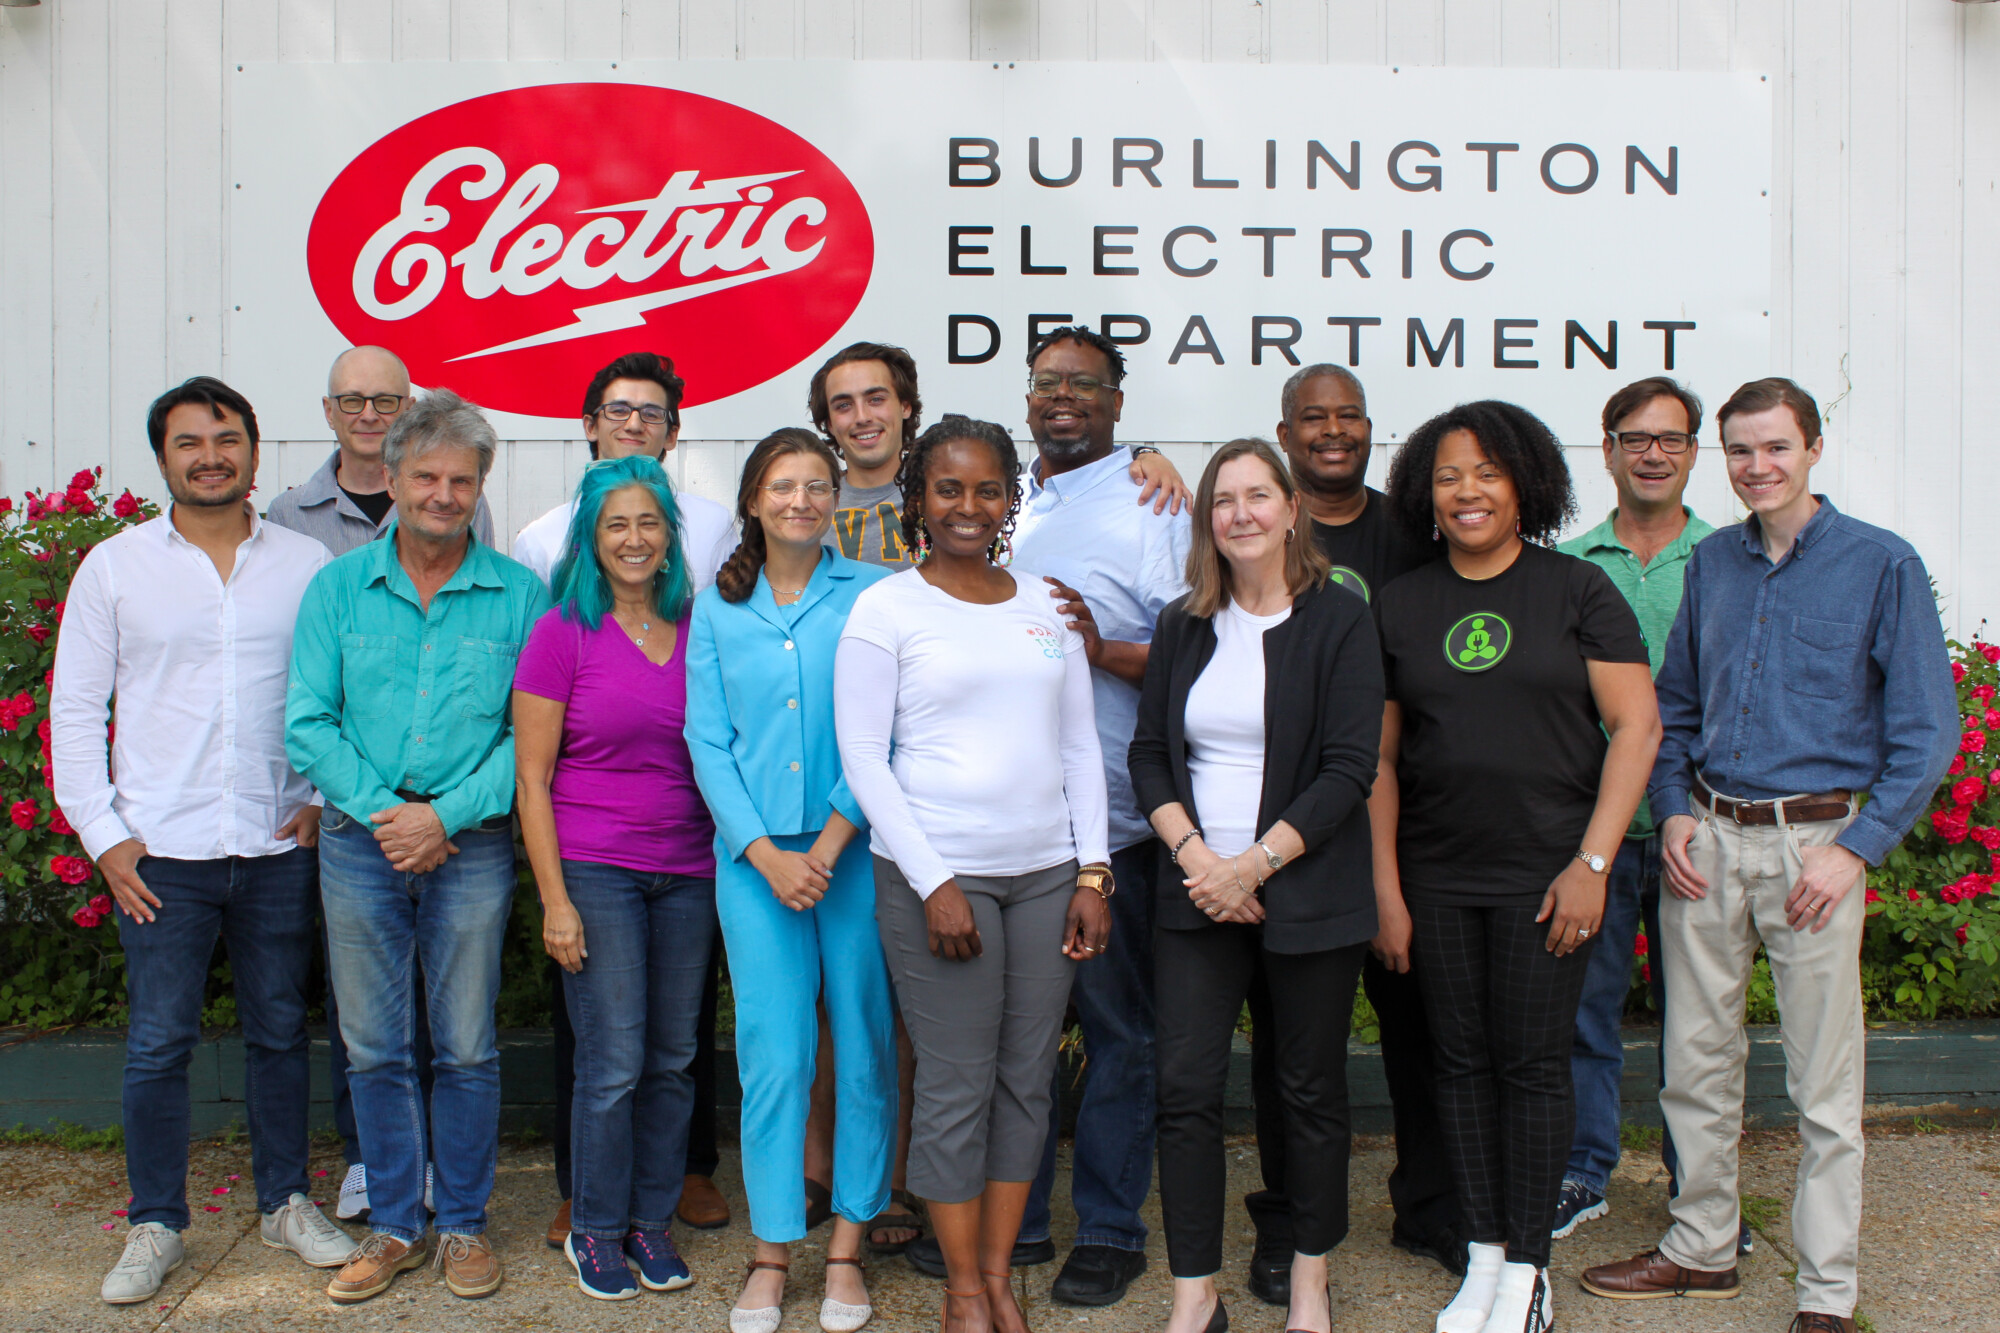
[1373,401,1659,1333]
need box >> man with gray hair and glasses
[267,345,494,553]
[287,390,550,1305]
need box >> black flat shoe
[1201,1297,1229,1333]
[905,1233,1054,1280]
[1244,1191,1293,1307]
[1049,1245,1147,1307]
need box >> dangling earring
[1515,517,1522,535]
[990,531,1014,566]
[914,517,932,564]
[1432,524,1441,543]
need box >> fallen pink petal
[203,1205,222,1213]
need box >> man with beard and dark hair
[1012,326,1191,1308]
[1261,364,1463,1295]
[54,377,354,1305]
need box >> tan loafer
[1580,1248,1739,1300]
[546,1198,572,1250]
[327,1232,426,1304]
[435,1232,503,1299]
[677,1173,731,1229]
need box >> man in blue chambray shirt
[1581,379,1957,1333]
[1011,326,1192,1308]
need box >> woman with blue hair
[513,454,719,1302]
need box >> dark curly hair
[715,427,844,604]
[896,414,1022,563]
[1384,399,1577,547]
[1026,324,1128,386]
[807,341,923,444]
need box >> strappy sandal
[865,1188,926,1255]
[732,1259,790,1333]
[820,1256,871,1333]
[940,1284,988,1333]
[982,1269,1030,1333]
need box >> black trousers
[1408,898,1593,1269]
[553,940,723,1198]
[1248,951,1460,1247]
[1156,924,1366,1278]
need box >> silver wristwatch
[1256,840,1285,874]
[1574,849,1608,874]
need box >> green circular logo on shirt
[1444,612,1512,672]
[1326,566,1371,603]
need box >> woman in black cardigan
[1128,439,1384,1333]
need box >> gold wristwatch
[1076,864,1116,900]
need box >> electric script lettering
[940,136,1698,374]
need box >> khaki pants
[1657,801,1864,1318]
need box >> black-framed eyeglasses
[1615,431,1693,454]
[1029,373,1108,400]
[594,401,673,427]
[332,393,406,416]
[762,480,838,501]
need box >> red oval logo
[306,83,873,419]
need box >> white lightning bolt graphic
[445,265,804,362]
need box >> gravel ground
[1,1123,1993,1333]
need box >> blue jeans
[323,920,434,1168]
[1566,835,1675,1195]
[320,811,516,1243]
[118,849,317,1230]
[561,860,717,1242]
[1023,842,1157,1252]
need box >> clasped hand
[369,801,456,874]
[1180,839,1265,924]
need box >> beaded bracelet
[1170,829,1203,866]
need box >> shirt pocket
[456,638,522,721]
[1783,615,1864,700]
[338,634,400,721]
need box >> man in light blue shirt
[286,390,549,1305]
[1012,327,1191,1306]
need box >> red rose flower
[1987,710,2000,730]
[1908,888,1924,901]
[88,893,111,915]
[71,906,102,929]
[1965,730,1990,755]
[1950,756,1968,776]
[1956,662,1970,684]
[1984,643,2000,665]
[112,491,140,519]
[9,799,37,829]
[1865,887,1882,905]
[1640,962,1652,983]
[49,854,92,886]
[1932,808,1971,843]
[0,496,12,513]
[45,494,65,514]
[1958,924,1970,944]
[49,807,73,836]
[42,764,54,789]
[1632,932,1649,957]
[25,624,49,645]
[31,549,51,563]
[1953,776,1987,808]
[1974,827,2000,851]
[1977,684,1998,703]
[69,469,96,490]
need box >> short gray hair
[383,388,497,479]
[1279,363,1367,425]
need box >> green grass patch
[2,1119,125,1151]
[1619,1122,1663,1151]
[1739,1193,1784,1232]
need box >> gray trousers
[874,856,1078,1203]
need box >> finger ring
[1578,928,1590,938]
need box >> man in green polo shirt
[1550,377,1717,1243]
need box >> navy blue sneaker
[1551,1179,1609,1240]
[565,1233,638,1301]
[625,1228,694,1292]
[1738,1221,1754,1255]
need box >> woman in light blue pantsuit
[686,429,895,1333]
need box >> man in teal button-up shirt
[285,390,548,1302]
[1551,377,1714,1243]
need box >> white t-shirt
[1185,600,1292,858]
[834,567,1110,897]
[511,490,737,592]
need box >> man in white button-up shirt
[52,377,355,1305]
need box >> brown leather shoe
[546,1198,572,1250]
[326,1232,427,1304]
[677,1173,730,1229]
[1789,1315,1857,1333]
[1580,1249,1741,1300]
[434,1232,503,1299]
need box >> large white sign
[231,62,1771,443]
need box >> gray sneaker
[262,1193,359,1268]
[102,1221,184,1304]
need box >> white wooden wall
[2,1,1996,635]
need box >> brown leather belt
[1693,782,1853,826]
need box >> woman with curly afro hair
[834,415,1114,1333]
[1373,401,1662,1333]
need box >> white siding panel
[0,0,1989,624]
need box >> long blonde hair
[1182,438,1330,619]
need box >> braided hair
[715,427,844,603]
[896,414,1022,563]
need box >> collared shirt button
[789,761,800,772]
[1759,615,1768,624]
[1741,707,1750,715]
[424,643,433,651]
[784,640,794,650]
[787,699,798,709]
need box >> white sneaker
[1437,1241,1505,1333]
[1481,1262,1552,1333]
[261,1193,360,1268]
[102,1221,184,1304]
[335,1163,370,1221]
[423,1162,434,1215]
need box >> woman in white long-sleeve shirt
[835,415,1112,1333]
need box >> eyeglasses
[762,480,837,500]
[332,394,406,416]
[595,401,673,426]
[1614,431,1694,454]
[1029,373,1109,400]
